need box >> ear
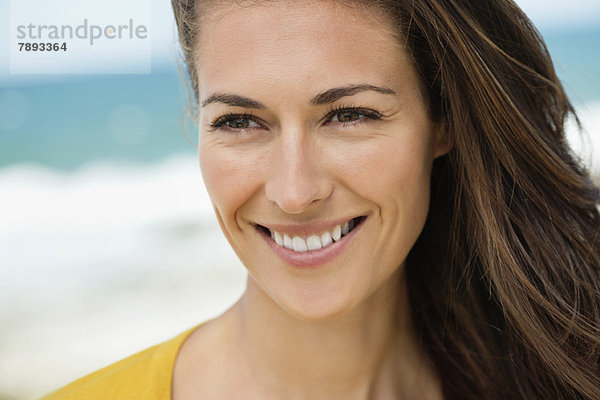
[432,122,453,159]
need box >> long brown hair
[171,0,600,398]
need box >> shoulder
[43,326,199,400]
[171,309,242,399]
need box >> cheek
[348,137,434,271]
[329,135,434,205]
[198,141,264,224]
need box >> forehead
[195,1,415,101]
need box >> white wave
[0,155,237,298]
[0,154,247,399]
[566,101,600,176]
[0,154,212,235]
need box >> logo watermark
[10,0,151,74]
[16,19,148,46]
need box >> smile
[255,216,367,268]
[266,216,363,253]
[270,217,361,253]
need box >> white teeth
[283,234,293,250]
[332,225,341,241]
[306,235,322,251]
[341,221,350,235]
[292,236,308,252]
[267,218,361,253]
[321,232,332,247]
[274,231,283,246]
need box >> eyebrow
[309,84,396,105]
[201,93,266,109]
[200,84,396,108]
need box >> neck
[229,268,439,399]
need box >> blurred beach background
[0,0,598,398]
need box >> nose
[265,128,332,214]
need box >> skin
[173,2,452,399]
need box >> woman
[45,0,600,399]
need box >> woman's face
[196,1,450,320]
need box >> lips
[257,216,365,253]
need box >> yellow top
[42,325,199,400]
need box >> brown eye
[334,110,363,123]
[210,114,263,131]
[324,107,382,126]
[226,117,252,128]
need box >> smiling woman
[193,3,450,332]
[43,0,600,399]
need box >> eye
[208,113,264,131]
[331,109,366,123]
[324,107,382,126]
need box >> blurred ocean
[0,28,599,399]
[0,67,250,398]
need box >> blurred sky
[0,0,599,80]
[517,0,600,29]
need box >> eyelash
[323,104,383,126]
[207,106,383,132]
[207,112,263,131]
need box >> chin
[274,287,364,323]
